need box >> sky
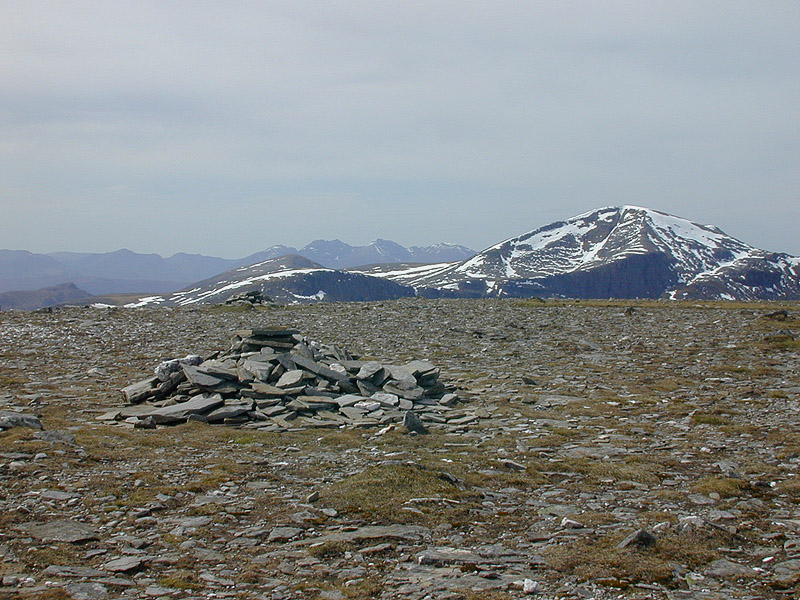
[2,1,799,258]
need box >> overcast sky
[2,1,799,258]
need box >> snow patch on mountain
[172,268,332,306]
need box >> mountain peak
[375,206,800,301]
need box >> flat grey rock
[205,402,253,422]
[339,406,367,421]
[33,430,76,444]
[276,369,310,388]
[145,393,224,423]
[417,547,485,565]
[404,359,437,377]
[155,355,201,381]
[705,558,758,579]
[248,382,292,396]
[267,526,302,542]
[0,410,43,431]
[240,359,273,381]
[103,556,144,573]
[168,516,213,528]
[120,377,158,404]
[196,359,239,379]
[42,565,105,577]
[65,582,108,600]
[292,354,349,382]
[772,559,800,586]
[117,404,156,419]
[39,490,80,501]
[302,524,429,545]
[181,364,225,387]
[372,392,399,407]
[333,394,364,408]
[616,529,656,549]
[356,361,388,385]
[19,520,98,543]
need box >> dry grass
[690,476,752,498]
[760,338,800,352]
[691,413,729,426]
[323,462,478,525]
[545,526,729,587]
[772,478,800,502]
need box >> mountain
[235,245,299,268]
[157,255,415,306]
[1,249,235,295]
[0,250,72,292]
[1,241,475,298]
[408,242,476,263]
[366,206,800,300]
[9,208,798,304]
[0,282,92,310]
[294,239,475,269]
[159,252,236,282]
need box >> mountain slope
[373,206,800,300]
[163,255,415,306]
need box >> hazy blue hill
[0,282,91,310]
[0,250,71,292]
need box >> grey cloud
[1,1,798,256]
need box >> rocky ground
[1,298,800,600]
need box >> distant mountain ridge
[0,240,476,295]
[5,207,800,308]
[237,239,475,270]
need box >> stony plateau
[1,298,800,600]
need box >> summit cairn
[115,328,471,432]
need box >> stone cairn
[223,290,274,306]
[115,328,477,432]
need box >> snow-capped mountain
[408,242,476,264]
[237,239,475,270]
[297,239,474,269]
[144,255,415,306]
[366,206,800,300]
